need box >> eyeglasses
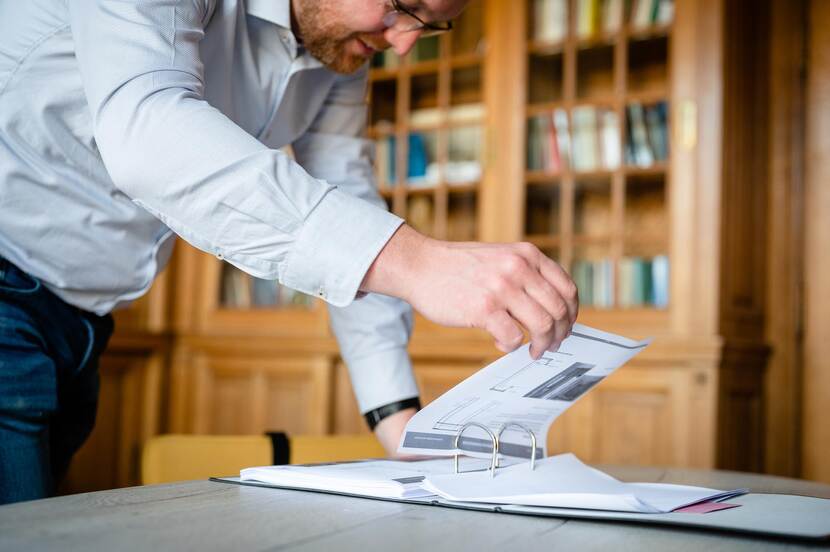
[381,0,454,37]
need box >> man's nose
[383,27,423,56]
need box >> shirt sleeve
[292,67,419,414]
[66,0,402,307]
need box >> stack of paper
[422,454,747,514]
[242,458,500,500]
[241,454,746,514]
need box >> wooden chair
[141,433,386,485]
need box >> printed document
[398,324,650,458]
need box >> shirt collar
[245,0,292,29]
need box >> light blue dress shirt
[0,0,419,413]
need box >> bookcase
[62,0,771,493]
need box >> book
[552,109,571,169]
[576,0,601,38]
[572,106,599,171]
[626,102,655,167]
[599,108,621,169]
[651,254,670,307]
[602,0,624,33]
[655,0,674,25]
[631,0,655,29]
[532,0,568,43]
[645,101,669,162]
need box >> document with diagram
[398,324,651,458]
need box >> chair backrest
[141,433,385,485]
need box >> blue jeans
[0,257,113,504]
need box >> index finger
[537,255,579,326]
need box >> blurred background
[61,0,830,493]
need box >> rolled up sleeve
[293,66,419,413]
[67,0,400,307]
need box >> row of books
[526,107,621,173]
[572,258,615,308]
[526,102,669,173]
[531,0,674,42]
[571,254,669,309]
[619,255,669,308]
[375,121,483,187]
[221,267,313,309]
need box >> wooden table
[1,466,828,551]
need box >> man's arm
[292,66,420,455]
[68,0,401,307]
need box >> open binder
[211,419,830,542]
[211,475,830,542]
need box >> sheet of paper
[241,457,509,500]
[421,454,748,513]
[397,324,650,458]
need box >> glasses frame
[387,0,454,35]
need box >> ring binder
[453,421,538,477]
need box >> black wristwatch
[364,397,421,431]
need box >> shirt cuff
[281,187,404,307]
[344,346,420,414]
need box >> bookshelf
[523,0,672,312]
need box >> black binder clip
[453,421,538,478]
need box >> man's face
[292,0,469,75]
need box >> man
[0,0,578,504]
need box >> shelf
[575,33,619,51]
[368,68,398,82]
[449,52,484,69]
[526,234,561,248]
[527,40,566,56]
[526,171,563,183]
[626,24,672,42]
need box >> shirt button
[216,252,224,260]
[317,287,325,298]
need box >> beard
[293,2,389,74]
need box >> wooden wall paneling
[172,349,334,436]
[479,0,526,243]
[62,350,164,493]
[719,0,771,342]
[548,342,718,468]
[764,0,806,478]
[715,0,772,472]
[802,0,830,484]
[413,362,480,405]
[717,343,767,472]
[669,0,724,337]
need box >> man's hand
[373,407,417,457]
[361,225,579,359]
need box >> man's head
[291,0,470,74]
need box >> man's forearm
[373,407,417,456]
